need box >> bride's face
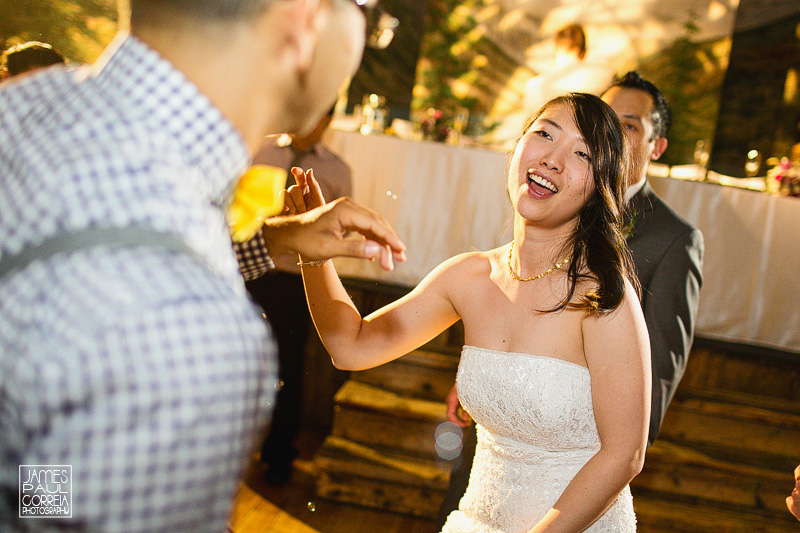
[508,102,596,230]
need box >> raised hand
[262,168,406,271]
[284,167,326,215]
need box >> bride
[289,92,650,532]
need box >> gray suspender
[0,227,201,281]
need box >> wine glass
[451,107,469,145]
[745,149,762,177]
[693,140,710,180]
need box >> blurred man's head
[602,71,670,186]
[127,0,368,150]
[1,41,65,82]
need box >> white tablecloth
[648,176,800,354]
[324,129,800,355]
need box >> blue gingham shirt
[0,34,278,531]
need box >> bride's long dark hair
[519,92,637,313]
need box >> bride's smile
[527,169,559,195]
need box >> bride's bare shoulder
[436,246,507,280]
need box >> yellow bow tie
[227,165,287,243]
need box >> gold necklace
[507,241,571,282]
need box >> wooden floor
[230,482,319,533]
[229,432,439,533]
[228,330,800,532]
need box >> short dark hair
[610,71,671,140]
[2,41,65,77]
[130,0,274,26]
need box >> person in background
[255,108,352,215]
[523,24,615,115]
[0,41,65,82]
[248,107,352,485]
[0,0,405,530]
[603,72,704,445]
[437,71,704,529]
[491,23,615,148]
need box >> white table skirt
[323,129,799,355]
[648,176,800,354]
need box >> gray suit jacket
[627,181,704,446]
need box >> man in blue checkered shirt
[0,0,404,530]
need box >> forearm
[261,215,301,259]
[529,448,643,532]
[302,255,461,370]
[301,261,366,369]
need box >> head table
[321,129,799,356]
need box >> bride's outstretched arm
[529,278,651,533]
[302,256,461,370]
[290,169,461,371]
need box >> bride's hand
[445,383,472,427]
[282,167,401,270]
[283,167,326,215]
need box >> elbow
[326,334,373,371]
[330,358,355,371]
[598,441,647,482]
[605,442,647,482]
[329,354,366,371]
[627,446,647,479]
[630,458,645,479]
[323,339,359,371]
[329,354,352,371]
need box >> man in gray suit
[437,72,704,527]
[606,71,704,445]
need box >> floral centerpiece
[766,157,800,197]
[419,108,450,142]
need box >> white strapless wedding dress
[441,345,636,532]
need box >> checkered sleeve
[235,231,275,281]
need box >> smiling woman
[291,91,651,532]
[509,92,633,313]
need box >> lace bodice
[441,345,636,533]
